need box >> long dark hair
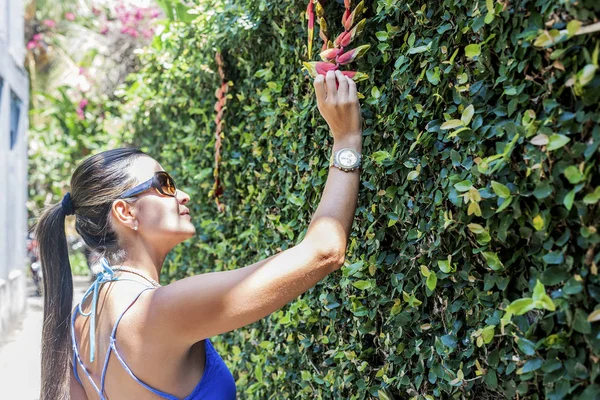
[35,148,146,399]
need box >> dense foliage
[116,0,600,398]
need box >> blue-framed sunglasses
[119,171,177,199]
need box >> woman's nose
[177,189,191,205]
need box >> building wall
[0,0,29,338]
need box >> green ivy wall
[121,0,600,398]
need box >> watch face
[338,150,358,167]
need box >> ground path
[0,275,90,399]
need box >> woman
[36,70,363,399]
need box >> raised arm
[150,70,363,346]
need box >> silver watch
[329,148,362,172]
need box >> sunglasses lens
[157,172,176,196]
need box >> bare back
[72,279,207,399]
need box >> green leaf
[583,187,600,204]
[543,252,564,265]
[461,105,474,125]
[564,188,576,210]
[578,64,597,87]
[532,280,545,301]
[375,31,388,41]
[481,325,495,344]
[454,180,473,192]
[440,119,463,130]
[372,150,392,163]
[467,223,485,234]
[519,358,543,374]
[438,259,451,273]
[482,251,504,271]
[573,308,592,334]
[440,334,457,348]
[288,194,304,206]
[491,181,510,198]
[536,295,556,312]
[530,134,549,146]
[465,44,481,59]
[505,298,536,315]
[563,166,583,184]
[515,336,536,355]
[407,170,420,180]
[352,280,372,290]
[533,183,553,199]
[547,134,570,151]
[588,309,600,322]
[566,20,582,37]
[426,67,440,85]
[426,272,437,291]
[420,265,430,277]
[533,214,544,231]
[496,196,513,213]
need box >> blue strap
[101,287,156,395]
[77,258,118,363]
[71,259,158,398]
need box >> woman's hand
[313,70,363,143]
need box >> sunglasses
[119,171,177,199]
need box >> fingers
[347,77,357,101]
[313,74,326,106]
[325,70,337,101]
[335,71,349,99]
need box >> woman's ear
[112,199,137,231]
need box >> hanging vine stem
[212,51,229,213]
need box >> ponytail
[34,147,146,399]
[36,201,74,400]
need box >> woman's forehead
[130,156,163,181]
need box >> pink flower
[33,33,43,41]
[79,67,87,75]
[100,26,109,35]
[150,9,161,18]
[142,29,153,39]
[27,41,37,50]
[65,12,75,21]
[135,9,143,21]
[43,19,56,28]
[92,7,102,16]
[79,99,89,109]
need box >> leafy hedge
[119,0,600,398]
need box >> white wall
[0,0,29,338]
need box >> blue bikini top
[71,259,236,399]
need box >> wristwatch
[330,148,362,172]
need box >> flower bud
[344,0,351,9]
[344,1,365,31]
[336,44,370,65]
[341,9,351,28]
[320,48,341,62]
[306,1,315,58]
[319,17,328,38]
[315,1,324,18]
[315,61,338,75]
[334,31,350,47]
[341,71,369,82]
[348,18,366,42]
